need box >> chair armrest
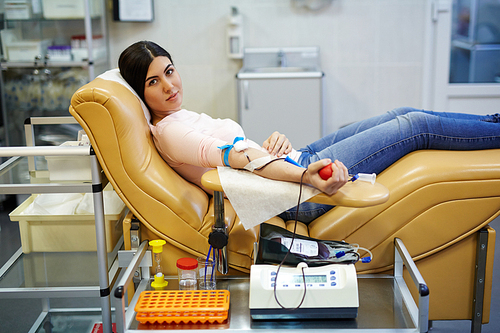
[201,169,225,192]
[309,181,389,207]
[201,169,389,208]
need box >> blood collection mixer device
[249,262,359,320]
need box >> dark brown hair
[118,41,173,104]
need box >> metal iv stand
[208,190,229,274]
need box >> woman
[119,40,500,223]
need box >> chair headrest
[97,68,151,124]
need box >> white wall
[108,0,427,135]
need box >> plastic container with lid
[176,258,198,290]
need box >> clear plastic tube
[356,173,376,184]
[154,252,162,275]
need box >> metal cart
[0,117,116,333]
[114,238,429,333]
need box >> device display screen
[291,274,327,284]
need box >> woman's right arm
[226,147,348,196]
[155,122,348,195]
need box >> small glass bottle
[176,258,198,290]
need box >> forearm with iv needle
[224,147,347,195]
[225,147,306,183]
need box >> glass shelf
[2,17,104,23]
[0,155,105,190]
[1,57,108,69]
[0,248,119,289]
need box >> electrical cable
[273,169,308,310]
[268,164,374,309]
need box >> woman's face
[144,56,183,116]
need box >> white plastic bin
[9,193,127,254]
[45,141,92,181]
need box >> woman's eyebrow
[145,64,173,82]
[145,74,157,82]
[163,64,173,74]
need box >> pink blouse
[149,109,300,191]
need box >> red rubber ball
[319,164,333,180]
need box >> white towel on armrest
[217,166,320,230]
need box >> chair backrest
[70,76,212,254]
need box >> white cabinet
[237,76,323,149]
[237,47,323,150]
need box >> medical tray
[134,290,230,324]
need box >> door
[423,0,500,114]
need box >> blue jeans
[279,107,500,223]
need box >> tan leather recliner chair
[70,74,497,324]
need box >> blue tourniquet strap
[218,137,245,167]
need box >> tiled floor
[0,195,499,332]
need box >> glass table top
[0,155,106,192]
[0,155,48,186]
[0,249,118,289]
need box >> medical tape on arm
[232,138,278,172]
[218,137,248,167]
[218,136,281,172]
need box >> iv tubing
[205,246,216,286]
